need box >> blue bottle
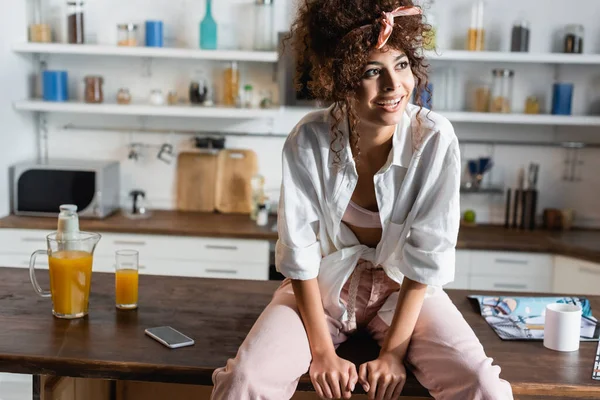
[200,0,217,50]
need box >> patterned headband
[346,6,423,49]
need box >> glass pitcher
[29,231,101,319]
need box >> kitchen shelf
[460,186,504,194]
[281,107,600,127]
[441,112,600,126]
[15,101,600,127]
[12,43,278,63]
[425,49,600,65]
[14,100,280,119]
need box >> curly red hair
[288,0,431,164]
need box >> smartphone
[145,326,195,349]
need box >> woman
[212,1,513,399]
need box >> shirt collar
[390,110,413,168]
[327,108,413,169]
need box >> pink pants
[212,265,513,399]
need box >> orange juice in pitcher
[48,250,93,317]
[29,205,101,319]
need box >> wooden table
[0,267,599,399]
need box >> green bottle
[200,0,217,49]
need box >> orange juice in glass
[115,250,139,309]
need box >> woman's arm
[380,277,427,359]
[291,278,336,357]
[292,279,359,399]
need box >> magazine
[468,295,600,341]
[594,341,600,381]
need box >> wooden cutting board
[176,151,219,212]
[215,149,258,214]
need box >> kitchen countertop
[0,211,599,263]
[0,210,279,240]
[1,267,598,398]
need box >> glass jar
[243,84,254,108]
[223,61,239,106]
[525,96,540,114]
[149,89,165,105]
[67,0,85,44]
[84,75,103,103]
[189,70,209,105]
[29,0,52,43]
[167,91,178,105]
[511,19,530,52]
[467,0,485,51]
[116,88,131,104]
[489,69,514,113]
[564,24,584,54]
[253,0,275,51]
[470,82,491,112]
[117,23,138,46]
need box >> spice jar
[489,69,514,113]
[467,0,485,51]
[471,83,491,113]
[243,84,254,108]
[525,96,540,114]
[67,0,85,44]
[511,19,530,52]
[253,0,275,50]
[84,75,103,103]
[167,91,178,105]
[116,88,131,104]
[189,71,209,105]
[117,23,138,46]
[149,89,165,105]
[564,24,584,54]
[29,0,52,43]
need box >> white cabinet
[469,251,553,293]
[444,250,471,290]
[443,250,555,293]
[553,256,600,296]
[0,229,270,281]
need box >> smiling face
[354,48,415,128]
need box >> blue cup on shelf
[551,83,574,115]
[42,70,68,102]
[145,20,164,47]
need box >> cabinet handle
[494,258,529,265]
[205,268,238,275]
[205,245,238,251]
[114,240,147,246]
[493,283,528,290]
[579,267,600,276]
[138,265,146,270]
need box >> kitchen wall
[0,1,37,217]
[5,0,600,227]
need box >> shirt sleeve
[275,136,322,280]
[400,138,461,286]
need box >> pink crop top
[341,200,382,229]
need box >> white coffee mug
[543,303,582,352]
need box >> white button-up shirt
[275,103,461,324]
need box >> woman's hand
[358,352,407,400]
[309,352,359,399]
